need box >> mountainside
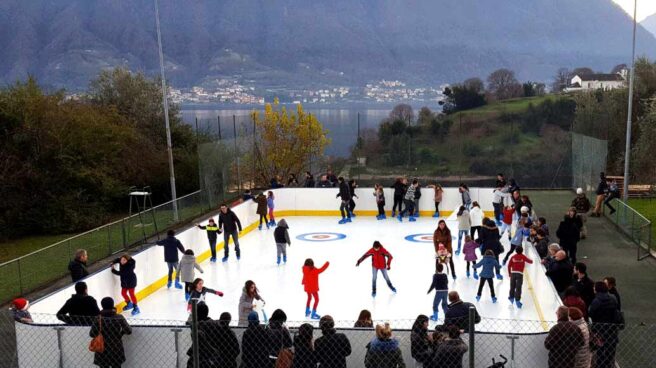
[642,13,656,38]
[2,0,656,90]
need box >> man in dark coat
[444,291,481,333]
[546,251,574,295]
[56,282,99,326]
[156,230,185,289]
[90,297,132,367]
[218,204,242,261]
[544,306,584,368]
[589,282,622,368]
[556,209,582,264]
[69,249,89,282]
[241,312,271,368]
[336,177,352,224]
[315,315,352,368]
[572,262,595,307]
[187,308,240,368]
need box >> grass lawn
[0,234,73,264]
[453,95,556,118]
[627,197,656,246]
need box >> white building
[567,71,627,91]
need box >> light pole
[155,0,179,220]
[623,0,638,201]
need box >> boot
[338,218,347,224]
[123,302,134,311]
[222,256,229,262]
[390,285,397,293]
[475,295,481,302]
[311,310,321,320]
[391,210,396,217]
[167,281,172,289]
[409,216,416,222]
[372,290,377,297]
[433,212,440,218]
[305,307,311,317]
[271,220,277,226]
[430,312,438,321]
[350,212,356,217]
[345,217,352,223]
[397,215,403,222]
[258,224,262,230]
[516,300,523,308]
[466,270,470,278]
[381,214,386,219]
[496,274,503,280]
[283,255,287,263]
[131,306,141,316]
[509,297,515,304]
[185,293,190,301]
[175,281,183,289]
[473,271,479,280]
[277,256,281,265]
[210,257,216,263]
[492,296,498,303]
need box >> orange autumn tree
[251,100,330,185]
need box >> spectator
[537,217,550,237]
[287,173,299,187]
[267,309,293,366]
[354,309,373,328]
[270,175,284,189]
[535,229,550,259]
[544,306,584,368]
[218,203,243,262]
[155,229,185,289]
[238,280,265,326]
[316,175,332,188]
[214,312,240,368]
[556,209,582,264]
[292,323,317,368]
[546,250,574,295]
[571,188,591,239]
[591,172,608,217]
[241,312,271,368]
[568,307,591,368]
[430,325,468,368]
[56,281,100,325]
[604,276,621,311]
[326,169,338,187]
[242,189,254,202]
[90,297,132,368]
[303,171,315,188]
[10,298,32,323]
[410,314,432,366]
[572,262,595,307]
[589,282,622,368]
[444,291,481,332]
[364,322,405,368]
[315,315,352,368]
[508,178,520,193]
[69,249,89,282]
[541,243,561,268]
[562,286,588,321]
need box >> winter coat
[429,338,468,368]
[302,262,329,293]
[374,189,386,205]
[433,187,443,203]
[556,217,581,251]
[479,224,503,256]
[546,259,574,293]
[238,290,263,325]
[188,287,221,307]
[473,255,500,279]
[444,301,481,332]
[571,318,591,368]
[197,222,220,241]
[414,185,422,199]
[410,328,432,365]
[186,320,240,368]
[461,190,472,207]
[563,295,588,320]
[462,241,479,262]
[536,237,549,259]
[255,195,267,215]
[267,320,293,359]
[457,210,471,230]
[219,210,242,233]
[573,275,595,307]
[493,189,510,204]
[179,254,203,283]
[241,324,272,368]
[469,207,483,227]
[544,320,584,368]
[90,310,132,367]
[315,331,352,368]
[433,226,453,253]
[507,253,533,274]
[392,181,407,198]
[502,207,514,225]
[589,292,622,346]
[316,179,332,188]
[357,246,393,270]
[364,338,405,368]
[609,287,622,311]
[336,181,351,201]
[274,219,291,244]
[56,293,100,325]
[571,195,592,213]
[428,273,449,293]
[292,336,317,368]
[267,197,275,209]
[596,179,608,195]
[404,185,416,202]
[69,259,89,282]
[111,258,137,289]
[156,236,185,263]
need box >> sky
[612,0,656,22]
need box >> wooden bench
[628,184,653,198]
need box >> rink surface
[135,215,559,331]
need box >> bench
[628,184,653,198]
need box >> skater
[110,254,140,316]
[179,249,204,301]
[156,230,185,289]
[398,179,418,222]
[470,201,483,238]
[267,191,276,226]
[374,184,386,219]
[507,246,533,308]
[413,179,422,217]
[503,218,527,265]
[492,186,510,225]
[462,235,479,278]
[459,183,472,210]
[218,203,243,262]
[196,218,221,262]
[238,280,265,326]
[499,205,514,241]
[336,177,352,224]
[429,183,444,218]
[391,177,407,217]
[435,243,452,275]
[473,250,501,303]
[187,278,224,312]
[456,206,470,255]
[348,179,359,217]
[254,192,269,230]
[479,218,504,280]
[302,258,330,319]
[433,220,456,279]
[274,219,291,265]
[356,241,396,297]
[427,263,449,321]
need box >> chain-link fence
[606,198,653,260]
[572,132,608,195]
[3,306,652,368]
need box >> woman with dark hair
[292,323,317,368]
[410,314,432,366]
[110,254,139,316]
[267,309,293,366]
[239,280,265,326]
[589,282,622,368]
[242,312,271,368]
[430,325,468,368]
[187,278,224,312]
[433,220,456,279]
[354,310,373,328]
[391,177,407,217]
[90,297,132,368]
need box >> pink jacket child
[462,238,479,278]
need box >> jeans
[349,199,356,213]
[207,237,217,259]
[223,230,240,257]
[509,273,524,301]
[276,243,287,258]
[340,201,351,219]
[399,199,414,217]
[433,290,449,313]
[372,267,394,292]
[457,230,469,252]
[477,277,495,298]
[167,262,179,283]
[493,202,502,223]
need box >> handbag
[273,328,294,368]
[89,316,105,353]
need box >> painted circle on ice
[405,234,459,243]
[296,232,347,242]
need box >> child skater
[374,184,386,220]
[302,258,329,319]
[507,246,533,308]
[187,278,223,312]
[456,206,470,256]
[470,201,484,239]
[348,179,359,217]
[196,218,221,262]
[110,254,140,316]
[435,243,451,276]
[474,250,501,303]
[462,235,479,278]
[267,191,276,227]
[179,249,204,301]
[427,263,449,321]
[503,218,526,266]
[356,241,397,297]
[255,192,269,230]
[274,219,291,265]
[500,204,515,241]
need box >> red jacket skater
[302,261,330,293]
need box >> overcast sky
[612,0,656,22]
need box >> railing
[0,190,216,305]
[607,198,653,261]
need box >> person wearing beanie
[11,298,32,323]
[315,315,352,368]
[274,219,291,265]
[241,311,271,368]
[571,188,592,239]
[90,297,132,367]
[56,281,100,326]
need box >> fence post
[191,299,200,368]
[17,259,23,295]
[468,306,475,368]
[121,219,127,250]
[54,326,65,368]
[171,328,183,368]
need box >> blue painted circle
[296,232,347,242]
[405,234,458,243]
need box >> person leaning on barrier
[292,323,317,368]
[364,322,405,368]
[241,311,271,368]
[545,250,573,295]
[428,325,468,368]
[544,306,584,368]
[315,315,352,368]
[443,291,481,333]
[568,307,591,368]
[69,249,89,282]
[90,297,132,368]
[56,281,99,325]
[267,309,293,366]
[186,305,239,368]
[410,314,432,366]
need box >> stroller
[487,354,508,368]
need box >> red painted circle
[420,236,433,241]
[312,235,331,239]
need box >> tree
[633,97,656,182]
[572,67,594,77]
[522,81,546,97]
[487,68,522,100]
[463,77,484,94]
[611,63,628,74]
[553,67,571,92]
[389,104,414,124]
[417,107,434,126]
[441,83,486,114]
[251,102,330,184]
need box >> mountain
[642,13,656,38]
[1,0,656,90]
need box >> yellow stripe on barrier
[524,269,550,332]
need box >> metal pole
[154,0,178,220]
[468,306,475,368]
[54,326,65,368]
[623,0,638,201]
[171,328,182,368]
[218,116,222,140]
[191,299,200,368]
[233,115,241,193]
[195,117,199,146]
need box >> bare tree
[463,77,484,94]
[611,63,628,74]
[487,68,522,100]
[552,67,570,92]
[389,103,414,123]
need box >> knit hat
[247,311,259,324]
[520,206,529,214]
[12,298,28,311]
[101,297,115,310]
[576,188,583,195]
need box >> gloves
[387,266,391,271]
[356,262,360,267]
[216,291,224,297]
